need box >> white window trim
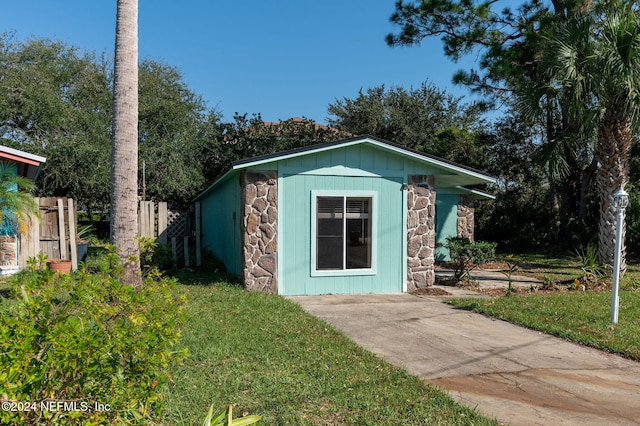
[311,190,377,277]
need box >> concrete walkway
[289,277,640,425]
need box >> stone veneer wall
[0,235,17,266]
[406,175,436,290]
[457,195,475,241]
[241,171,278,292]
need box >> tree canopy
[327,82,488,169]
[388,0,640,265]
[0,34,222,213]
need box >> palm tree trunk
[595,117,633,274]
[111,0,141,286]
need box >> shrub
[0,262,186,425]
[139,236,175,274]
[445,237,497,282]
[575,243,606,286]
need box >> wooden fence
[138,201,202,267]
[18,197,79,270]
[15,198,201,271]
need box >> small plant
[26,252,48,270]
[501,255,518,296]
[76,223,94,241]
[575,243,604,286]
[540,276,558,291]
[445,237,497,283]
[202,404,261,426]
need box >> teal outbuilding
[196,136,494,295]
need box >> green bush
[0,262,186,425]
[139,236,175,273]
[446,237,497,282]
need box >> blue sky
[2,1,490,124]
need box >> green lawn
[161,275,496,425]
[449,252,640,361]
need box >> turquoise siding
[1,164,19,235]
[197,140,484,295]
[199,177,241,275]
[280,174,403,295]
[435,193,459,261]
[276,144,416,295]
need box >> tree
[111,0,141,286]
[327,82,488,168]
[138,60,213,209]
[0,34,113,215]
[0,33,223,214]
[385,0,617,251]
[0,163,38,238]
[541,1,640,270]
[476,115,557,250]
[210,114,349,180]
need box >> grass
[448,251,640,361]
[161,273,496,425]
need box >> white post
[611,186,629,324]
[57,198,67,260]
[611,207,624,323]
[67,198,78,270]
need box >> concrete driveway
[289,292,640,426]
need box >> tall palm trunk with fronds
[596,116,634,269]
[540,0,640,274]
[111,0,141,286]
[592,1,640,271]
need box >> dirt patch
[427,369,640,424]
[409,287,452,296]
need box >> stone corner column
[240,170,278,293]
[406,175,436,291]
[458,195,475,241]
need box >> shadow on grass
[167,267,240,287]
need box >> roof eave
[230,135,495,184]
[455,186,496,200]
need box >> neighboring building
[0,145,46,274]
[196,135,494,295]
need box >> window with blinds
[316,196,372,270]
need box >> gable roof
[197,135,495,200]
[0,145,46,181]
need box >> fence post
[68,198,78,270]
[57,198,68,260]
[158,202,168,245]
[19,199,41,267]
[184,236,190,267]
[148,201,155,237]
[31,199,40,261]
[171,237,177,267]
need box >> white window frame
[311,190,377,277]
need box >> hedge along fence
[138,201,202,268]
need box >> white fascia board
[194,168,236,201]
[455,186,496,200]
[0,145,46,163]
[365,139,496,184]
